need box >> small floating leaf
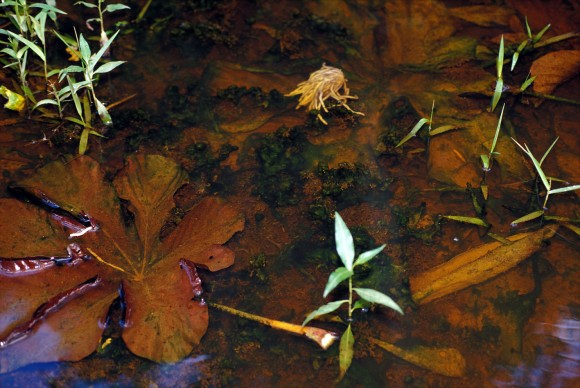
[442,215,489,227]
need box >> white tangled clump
[285,64,364,125]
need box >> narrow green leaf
[353,288,404,315]
[489,103,505,155]
[334,212,355,271]
[78,127,90,155]
[302,300,349,327]
[429,125,458,136]
[64,116,88,127]
[78,34,91,62]
[496,35,504,79]
[88,130,107,138]
[74,1,98,8]
[353,244,385,268]
[442,215,489,227]
[396,117,429,148]
[104,4,131,13]
[539,137,559,166]
[533,24,551,44]
[30,3,67,14]
[94,60,125,75]
[32,98,58,110]
[543,216,580,223]
[525,17,532,39]
[520,75,536,91]
[338,324,354,381]
[323,267,353,298]
[92,30,120,69]
[94,97,112,126]
[511,40,528,71]
[511,210,544,226]
[491,78,503,112]
[548,185,580,195]
[1,30,45,61]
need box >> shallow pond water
[0,0,579,386]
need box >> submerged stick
[209,302,338,350]
[367,337,466,377]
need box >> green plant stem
[522,91,580,106]
[348,276,353,319]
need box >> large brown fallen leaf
[531,50,580,97]
[411,226,557,304]
[0,154,244,373]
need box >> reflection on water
[494,317,580,387]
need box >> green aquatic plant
[511,137,580,226]
[511,17,551,72]
[0,1,128,155]
[75,0,130,50]
[395,101,457,148]
[302,212,403,380]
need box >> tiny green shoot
[396,101,458,148]
[481,103,505,171]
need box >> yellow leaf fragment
[0,85,26,112]
[411,226,557,304]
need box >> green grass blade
[520,74,536,91]
[489,103,505,155]
[496,35,504,79]
[533,24,551,44]
[429,125,458,136]
[491,78,503,112]
[442,215,489,227]
[396,117,429,148]
[539,137,559,165]
[511,210,544,226]
[548,185,580,195]
[1,30,45,62]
